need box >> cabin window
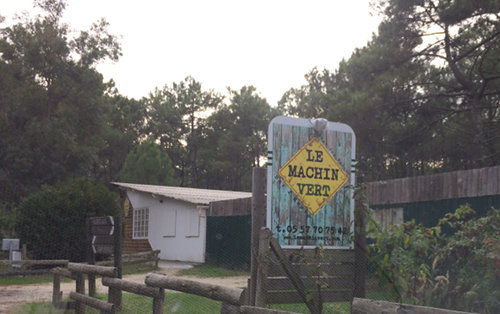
[133,207,149,239]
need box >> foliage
[15,178,120,261]
[119,137,178,186]
[368,204,500,312]
[201,86,280,190]
[280,1,500,181]
[429,206,500,313]
[368,217,440,303]
[0,201,17,239]
[145,76,224,187]
[374,0,500,169]
[145,82,279,190]
[96,89,148,183]
[0,0,123,198]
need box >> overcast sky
[2,1,381,105]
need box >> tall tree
[146,76,223,187]
[95,85,147,183]
[0,0,121,196]
[280,45,430,181]
[281,1,500,180]
[119,137,178,186]
[201,86,279,190]
[373,0,500,167]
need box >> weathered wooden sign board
[89,216,116,255]
[87,215,122,296]
[267,116,356,249]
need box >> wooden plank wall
[208,197,252,216]
[365,165,500,205]
[122,209,152,254]
[265,249,355,304]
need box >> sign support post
[87,216,122,302]
[86,218,96,296]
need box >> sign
[267,116,356,249]
[90,216,114,226]
[89,216,115,254]
[278,137,348,215]
[91,235,114,254]
[2,239,20,251]
[87,215,122,297]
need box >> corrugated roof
[112,182,252,206]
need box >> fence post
[250,167,267,305]
[113,216,123,309]
[52,272,62,305]
[354,191,366,298]
[152,288,164,314]
[255,227,272,307]
[75,272,85,314]
[87,218,96,297]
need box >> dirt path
[0,263,248,314]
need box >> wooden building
[113,182,251,263]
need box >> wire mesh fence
[1,180,498,314]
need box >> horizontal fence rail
[145,273,246,306]
[69,291,115,313]
[102,276,164,313]
[0,259,69,266]
[67,262,117,277]
[0,259,69,276]
[52,263,119,314]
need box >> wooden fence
[52,263,299,314]
[0,250,159,277]
[364,165,500,229]
[251,227,354,314]
[52,262,164,314]
[0,259,68,276]
[365,165,500,205]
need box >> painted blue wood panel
[267,117,355,249]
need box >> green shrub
[368,204,500,313]
[15,178,120,261]
[0,201,17,239]
[429,206,500,313]
[367,217,440,303]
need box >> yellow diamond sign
[278,137,348,215]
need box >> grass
[0,273,56,285]
[270,302,350,314]
[176,263,249,278]
[13,292,353,314]
[121,262,158,275]
[12,292,223,314]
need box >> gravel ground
[0,261,248,313]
